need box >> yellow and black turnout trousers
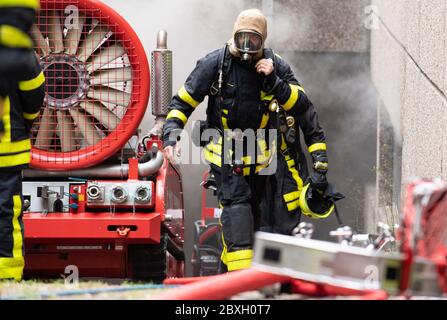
[0,171,24,281]
[0,65,44,280]
[210,163,267,273]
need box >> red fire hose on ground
[154,268,387,300]
[154,269,290,300]
[288,279,388,300]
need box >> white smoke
[101,0,252,132]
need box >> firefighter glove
[310,150,328,191]
[263,71,279,94]
[311,150,328,174]
[310,171,328,193]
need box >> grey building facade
[371,0,447,232]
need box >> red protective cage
[30,0,150,170]
[400,179,447,293]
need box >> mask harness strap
[324,185,346,226]
[334,204,344,226]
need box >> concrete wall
[371,0,447,231]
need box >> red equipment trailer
[22,0,184,282]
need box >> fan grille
[30,0,149,170]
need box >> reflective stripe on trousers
[0,171,24,281]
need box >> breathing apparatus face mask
[234,30,263,62]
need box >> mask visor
[234,30,263,54]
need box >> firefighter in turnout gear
[0,0,45,281]
[163,9,317,272]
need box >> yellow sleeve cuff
[166,109,188,125]
[309,143,327,153]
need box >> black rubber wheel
[128,234,168,283]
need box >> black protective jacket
[162,46,326,164]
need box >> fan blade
[80,101,120,130]
[77,26,111,62]
[31,25,50,57]
[86,43,125,73]
[64,15,85,55]
[56,110,78,152]
[90,67,132,85]
[47,11,64,53]
[91,18,100,30]
[35,108,55,150]
[69,108,102,146]
[87,86,131,107]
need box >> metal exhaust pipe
[156,30,168,49]
[151,30,172,117]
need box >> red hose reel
[30,0,150,170]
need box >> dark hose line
[2,284,178,300]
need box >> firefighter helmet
[299,183,334,219]
[299,183,345,219]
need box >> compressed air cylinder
[151,30,172,116]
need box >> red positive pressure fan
[30,0,149,170]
